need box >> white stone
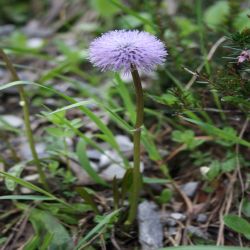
[1,115,23,128]
[170,212,186,221]
[27,38,43,48]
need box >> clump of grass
[0,49,48,190]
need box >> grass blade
[0,195,55,201]
[0,170,71,208]
[74,209,120,250]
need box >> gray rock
[100,162,144,181]
[115,135,133,154]
[0,68,5,78]
[23,20,54,37]
[70,160,99,185]
[138,201,163,250]
[168,226,177,236]
[170,212,186,221]
[20,187,33,194]
[20,141,48,160]
[99,150,122,168]
[1,115,23,128]
[0,25,15,36]
[100,163,126,181]
[181,181,199,197]
[165,218,177,226]
[86,149,102,161]
[27,38,43,48]
[24,174,39,182]
[196,213,208,223]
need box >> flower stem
[0,49,49,190]
[127,65,144,225]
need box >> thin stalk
[126,65,144,225]
[0,49,48,190]
[195,0,210,75]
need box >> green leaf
[216,127,238,147]
[5,162,26,191]
[29,209,73,250]
[23,235,40,250]
[143,177,169,184]
[161,93,179,106]
[204,1,230,30]
[121,168,133,205]
[158,188,172,204]
[233,10,250,32]
[175,17,198,37]
[45,127,73,137]
[74,210,120,249]
[112,176,120,210]
[224,214,250,239]
[221,157,236,173]
[142,129,162,161]
[109,0,155,28]
[40,232,54,250]
[119,13,151,29]
[90,0,121,17]
[76,139,108,186]
[75,187,99,214]
[206,160,221,181]
[172,130,204,149]
[243,199,250,218]
[0,237,7,246]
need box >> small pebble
[27,38,43,48]
[23,174,39,182]
[1,115,23,128]
[21,187,33,194]
[165,218,177,226]
[181,181,199,197]
[168,226,177,236]
[86,149,101,161]
[20,142,47,160]
[100,162,144,181]
[196,213,208,223]
[170,212,186,221]
[99,150,122,167]
[115,135,133,153]
[0,163,4,181]
[100,163,126,180]
[138,201,163,250]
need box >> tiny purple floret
[237,50,250,64]
[89,30,167,73]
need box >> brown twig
[111,228,121,250]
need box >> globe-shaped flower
[89,30,167,73]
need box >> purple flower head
[237,50,250,64]
[89,30,167,73]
